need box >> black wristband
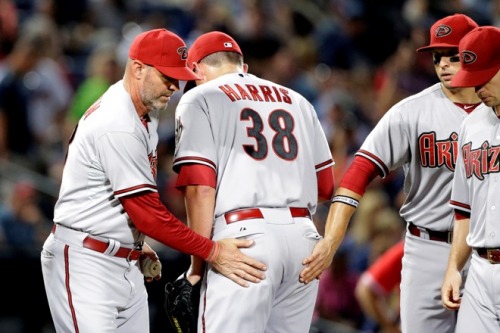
[331,195,359,208]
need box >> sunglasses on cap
[432,50,461,65]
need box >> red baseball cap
[129,28,200,81]
[416,14,478,52]
[183,31,243,92]
[451,26,500,88]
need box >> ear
[131,60,146,79]
[243,63,249,73]
[192,62,205,78]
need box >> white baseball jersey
[42,80,160,333]
[173,72,333,333]
[358,82,486,333]
[53,80,159,245]
[173,72,333,216]
[449,107,500,333]
[450,106,500,247]
[358,82,488,231]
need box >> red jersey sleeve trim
[119,191,214,259]
[114,184,157,197]
[172,156,216,173]
[355,150,389,177]
[315,158,334,171]
[449,200,471,213]
[339,155,381,196]
[176,164,217,189]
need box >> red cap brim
[154,65,201,81]
[416,43,459,52]
[451,67,500,87]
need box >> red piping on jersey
[173,156,216,172]
[316,158,334,170]
[64,245,80,333]
[355,150,389,177]
[450,200,471,211]
[114,184,157,196]
[201,283,207,333]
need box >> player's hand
[441,269,462,310]
[140,242,162,283]
[299,238,335,284]
[208,238,267,287]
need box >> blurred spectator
[0,30,44,164]
[21,14,74,167]
[66,42,122,127]
[0,0,19,58]
[0,181,51,255]
[355,240,403,333]
[311,244,363,333]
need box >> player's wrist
[331,195,359,208]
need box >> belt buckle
[487,249,500,264]
[447,231,453,244]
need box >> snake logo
[461,51,477,64]
[177,46,188,60]
[435,24,452,37]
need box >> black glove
[164,274,200,333]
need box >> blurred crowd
[0,0,498,332]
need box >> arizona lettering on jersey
[419,131,459,171]
[461,141,500,180]
[357,83,488,230]
[450,106,500,247]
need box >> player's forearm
[184,185,216,276]
[184,185,215,237]
[447,218,472,272]
[323,188,361,249]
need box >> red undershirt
[119,192,213,259]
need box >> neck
[123,69,147,117]
[442,84,481,104]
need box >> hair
[200,51,243,68]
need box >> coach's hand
[207,239,266,287]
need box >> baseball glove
[164,274,199,333]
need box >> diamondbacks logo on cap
[435,25,452,37]
[223,42,233,48]
[177,46,188,60]
[461,51,477,64]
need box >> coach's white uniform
[358,82,487,333]
[450,106,500,333]
[174,72,334,333]
[41,81,158,332]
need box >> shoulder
[80,81,138,135]
[385,83,447,118]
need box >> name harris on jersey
[217,81,293,104]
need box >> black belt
[408,222,453,243]
[224,207,310,224]
[475,248,500,264]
